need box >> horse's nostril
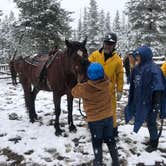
[75,65,79,70]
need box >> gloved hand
[117,92,122,101]
[152,91,162,113]
[152,103,160,113]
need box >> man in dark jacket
[125,45,166,153]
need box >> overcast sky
[0,0,128,28]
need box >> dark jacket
[124,52,166,133]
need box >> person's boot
[143,140,151,146]
[145,139,158,153]
[106,140,120,166]
[93,160,103,166]
[113,127,119,141]
[113,127,118,137]
[92,146,103,166]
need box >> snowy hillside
[0,79,166,166]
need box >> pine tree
[98,10,105,43]
[87,0,100,53]
[126,0,166,55]
[119,12,129,56]
[82,7,88,39]
[72,29,77,40]
[77,14,83,40]
[14,0,72,53]
[113,10,121,33]
[0,10,3,21]
[105,12,111,34]
[112,10,122,54]
[0,11,17,62]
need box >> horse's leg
[53,92,64,136]
[12,75,15,85]
[31,87,39,120]
[67,93,77,133]
[14,74,17,85]
[22,82,35,123]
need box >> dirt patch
[0,148,24,165]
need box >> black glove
[152,91,162,112]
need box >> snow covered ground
[0,78,166,166]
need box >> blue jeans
[88,117,119,166]
[146,111,158,141]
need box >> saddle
[24,51,59,85]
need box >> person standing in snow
[161,61,166,77]
[123,52,132,84]
[88,33,124,138]
[72,62,120,166]
[125,45,166,152]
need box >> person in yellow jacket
[161,61,166,77]
[88,33,124,137]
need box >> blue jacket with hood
[125,46,166,133]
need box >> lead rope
[78,98,87,119]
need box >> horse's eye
[77,50,83,57]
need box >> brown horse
[13,39,89,136]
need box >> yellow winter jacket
[88,49,124,127]
[161,62,166,77]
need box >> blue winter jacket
[124,52,166,133]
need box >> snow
[0,78,166,165]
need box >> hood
[133,45,153,64]
[87,76,110,91]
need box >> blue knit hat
[87,62,104,81]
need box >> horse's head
[13,56,25,74]
[65,38,90,82]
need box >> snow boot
[143,140,151,146]
[93,160,103,166]
[92,145,103,166]
[106,140,120,166]
[145,139,158,153]
[113,127,119,138]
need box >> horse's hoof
[34,114,38,120]
[69,125,77,133]
[30,119,35,123]
[55,129,64,136]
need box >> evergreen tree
[105,12,111,34]
[87,0,100,53]
[77,14,83,40]
[126,0,166,55]
[98,10,105,42]
[112,10,122,54]
[112,10,120,33]
[72,29,77,41]
[0,11,17,62]
[119,12,129,56]
[82,7,88,39]
[14,0,72,53]
[0,10,3,21]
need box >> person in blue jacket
[124,45,166,152]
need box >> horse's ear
[82,36,87,46]
[65,39,72,48]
